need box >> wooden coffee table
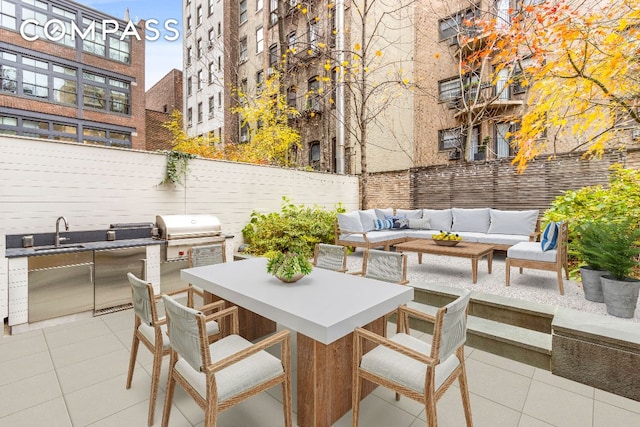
[394,239,494,284]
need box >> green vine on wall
[160,151,196,186]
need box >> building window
[439,8,478,44]
[197,39,203,59]
[308,20,318,50]
[208,96,215,117]
[256,27,264,53]
[309,141,320,170]
[197,69,203,90]
[218,21,221,36]
[208,0,214,16]
[186,15,192,32]
[83,127,131,147]
[82,72,131,114]
[269,0,278,25]
[466,126,481,161]
[495,122,518,158]
[217,55,222,71]
[269,44,278,67]
[438,77,462,103]
[239,0,247,24]
[256,70,264,92]
[218,91,222,107]
[186,46,192,66]
[307,76,320,111]
[197,102,203,122]
[208,29,214,48]
[240,121,249,142]
[239,37,248,62]
[287,31,296,52]
[187,76,192,96]
[22,69,48,99]
[0,54,18,94]
[257,0,263,11]
[438,127,462,150]
[287,86,296,108]
[187,107,193,127]
[208,62,214,83]
[197,5,203,26]
[0,0,17,31]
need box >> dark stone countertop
[5,238,162,258]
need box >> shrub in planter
[573,222,609,302]
[581,221,640,318]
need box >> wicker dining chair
[312,243,348,272]
[160,295,293,427]
[125,273,224,426]
[355,249,409,285]
[352,290,473,427]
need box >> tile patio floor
[1,308,640,427]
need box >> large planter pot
[601,275,640,318]
[579,266,609,303]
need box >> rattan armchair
[352,290,473,427]
[125,273,224,426]
[312,243,348,272]
[161,295,292,427]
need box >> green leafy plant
[242,196,346,258]
[266,251,313,281]
[573,222,607,271]
[543,165,640,275]
[574,221,640,280]
[160,151,196,186]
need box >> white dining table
[181,257,414,427]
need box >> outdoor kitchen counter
[4,238,162,258]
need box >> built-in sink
[34,244,86,252]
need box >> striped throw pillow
[540,222,559,251]
[373,218,393,230]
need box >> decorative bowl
[433,239,461,247]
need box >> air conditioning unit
[240,135,248,142]
[632,129,640,141]
[449,150,461,160]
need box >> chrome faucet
[55,216,69,247]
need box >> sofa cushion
[386,214,409,229]
[408,218,431,229]
[404,229,439,239]
[508,242,557,262]
[359,209,379,232]
[375,208,394,220]
[422,209,453,232]
[451,208,491,233]
[396,209,423,219]
[488,209,539,236]
[365,230,409,244]
[453,232,485,243]
[476,233,531,246]
[337,211,363,233]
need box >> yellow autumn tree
[474,0,640,172]
[162,110,223,158]
[232,71,302,167]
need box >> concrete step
[406,283,555,369]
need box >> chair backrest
[162,295,207,371]
[189,242,226,268]
[363,249,407,284]
[313,243,347,271]
[432,290,471,362]
[128,272,157,327]
[557,221,568,265]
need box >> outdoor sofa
[335,207,540,252]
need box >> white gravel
[345,249,640,323]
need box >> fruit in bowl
[432,231,462,246]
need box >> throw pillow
[541,222,559,251]
[395,208,423,219]
[373,218,393,230]
[386,214,409,229]
[408,217,431,229]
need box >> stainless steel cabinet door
[94,246,146,311]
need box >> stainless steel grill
[155,214,224,262]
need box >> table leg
[418,252,422,264]
[203,291,276,341]
[296,317,384,427]
[487,251,493,274]
[471,257,478,284]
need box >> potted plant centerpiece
[582,221,640,318]
[573,222,610,302]
[266,246,313,283]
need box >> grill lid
[156,214,221,240]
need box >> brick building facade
[0,0,146,149]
